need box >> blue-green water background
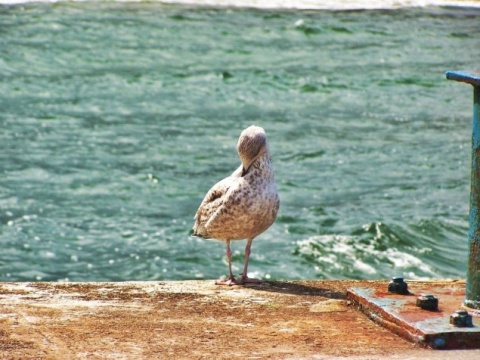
[1,2,479,282]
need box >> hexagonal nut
[450,310,473,327]
[387,277,409,295]
[416,294,438,311]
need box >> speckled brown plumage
[192,125,280,285]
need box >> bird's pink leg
[240,238,262,284]
[216,240,240,286]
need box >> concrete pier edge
[1,279,480,359]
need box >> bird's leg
[240,238,262,284]
[215,240,239,286]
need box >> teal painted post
[446,70,480,309]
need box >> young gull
[193,125,280,285]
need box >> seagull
[193,125,280,285]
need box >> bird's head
[237,125,268,174]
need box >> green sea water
[1,2,479,282]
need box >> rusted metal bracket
[347,281,480,349]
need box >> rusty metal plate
[347,281,480,349]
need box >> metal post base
[347,280,480,349]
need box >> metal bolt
[387,276,409,295]
[449,310,473,327]
[416,294,439,311]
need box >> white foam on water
[296,234,441,280]
[1,0,479,9]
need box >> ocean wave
[292,221,463,280]
[1,0,479,9]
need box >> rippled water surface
[1,2,479,281]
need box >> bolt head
[450,310,473,327]
[388,277,409,295]
[416,294,438,310]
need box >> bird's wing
[193,166,243,238]
[194,165,242,221]
[194,177,230,222]
[202,176,248,239]
[193,166,245,239]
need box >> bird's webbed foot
[215,276,241,286]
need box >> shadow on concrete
[243,280,346,299]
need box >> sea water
[1,0,479,282]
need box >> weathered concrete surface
[1,279,479,359]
